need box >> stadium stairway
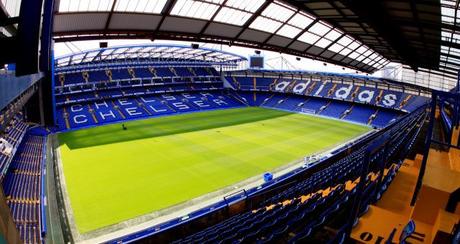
[318,101,332,114]
[259,94,276,107]
[368,109,379,125]
[305,81,318,96]
[2,134,46,244]
[351,153,460,243]
[135,98,153,116]
[399,94,413,109]
[351,115,460,244]
[339,104,354,119]
[374,90,385,106]
[327,83,338,98]
[372,110,400,128]
[226,91,249,106]
[173,165,397,244]
[110,101,127,119]
[0,117,29,178]
[349,86,361,101]
[231,77,241,90]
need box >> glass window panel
[277,25,302,38]
[262,2,295,22]
[309,21,331,36]
[298,32,321,44]
[441,0,455,6]
[445,63,459,69]
[348,52,359,59]
[337,35,353,46]
[356,55,366,62]
[362,58,372,64]
[250,16,283,33]
[328,43,344,53]
[289,13,315,29]
[171,0,222,20]
[134,0,151,12]
[214,7,252,25]
[339,48,352,56]
[144,0,168,13]
[115,0,129,11]
[441,6,455,17]
[356,46,367,54]
[126,0,143,12]
[442,30,453,37]
[315,38,332,48]
[325,29,342,41]
[448,58,460,65]
[348,41,360,50]
[59,0,115,12]
[79,0,91,11]
[68,0,80,11]
[226,0,265,12]
[363,50,373,57]
[442,16,455,24]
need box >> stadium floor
[57,107,370,233]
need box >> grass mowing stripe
[58,107,370,233]
[59,107,292,149]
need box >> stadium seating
[55,68,433,139]
[402,95,429,111]
[2,134,46,244]
[170,106,426,243]
[228,75,429,112]
[54,64,239,130]
[56,67,429,132]
[51,61,433,243]
[56,91,245,130]
[239,90,401,128]
[0,116,29,181]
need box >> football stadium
[0,0,459,244]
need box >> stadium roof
[286,0,459,78]
[439,0,460,76]
[54,43,247,68]
[53,0,391,74]
[52,0,460,80]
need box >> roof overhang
[288,0,460,78]
[52,0,391,74]
[54,43,247,69]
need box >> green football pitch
[58,107,370,233]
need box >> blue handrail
[40,136,47,239]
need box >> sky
[54,39,383,76]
